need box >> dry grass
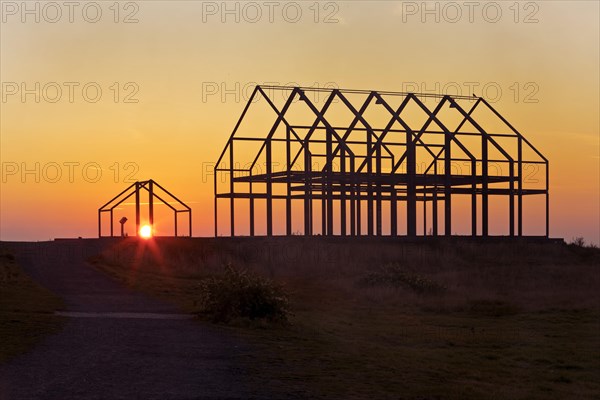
[90,237,600,399]
[0,249,65,363]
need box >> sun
[139,224,153,239]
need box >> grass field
[0,249,65,363]
[91,237,600,399]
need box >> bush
[570,236,599,250]
[197,264,290,323]
[466,299,520,317]
[571,237,586,247]
[360,263,446,295]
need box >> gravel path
[0,239,280,400]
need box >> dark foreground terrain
[0,240,291,399]
[1,237,599,399]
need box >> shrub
[466,299,520,317]
[0,252,19,284]
[359,263,446,294]
[197,264,290,323]
[571,237,586,247]
[570,236,599,250]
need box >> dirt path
[0,240,281,400]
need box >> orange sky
[1,1,598,244]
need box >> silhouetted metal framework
[214,86,549,237]
[98,179,192,237]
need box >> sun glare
[139,225,153,239]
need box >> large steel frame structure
[214,86,549,238]
[99,179,192,237]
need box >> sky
[0,0,598,244]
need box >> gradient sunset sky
[1,1,598,244]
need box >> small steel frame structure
[214,85,549,237]
[98,179,192,237]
